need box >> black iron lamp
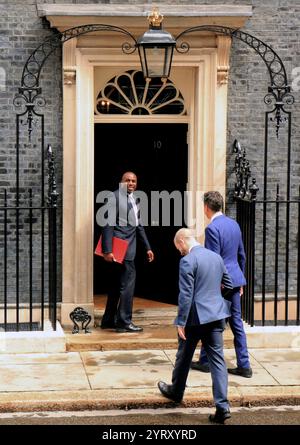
[137,8,176,78]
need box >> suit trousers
[199,288,250,368]
[101,260,136,327]
[172,320,229,411]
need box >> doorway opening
[94,123,188,305]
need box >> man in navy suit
[191,191,252,378]
[101,172,154,332]
[158,228,233,424]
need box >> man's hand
[177,326,186,340]
[147,250,154,262]
[103,253,116,262]
[240,286,244,296]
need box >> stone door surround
[37,3,252,326]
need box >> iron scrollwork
[13,87,45,141]
[69,307,92,334]
[233,139,259,201]
[264,87,295,137]
[47,145,59,208]
[15,23,295,139]
[15,24,137,139]
[175,25,294,137]
[21,25,137,90]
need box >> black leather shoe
[157,381,183,403]
[209,409,231,424]
[228,366,253,378]
[190,362,210,373]
[115,323,143,333]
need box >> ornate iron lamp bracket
[15,23,294,139]
[175,25,294,137]
[15,24,137,139]
[15,22,295,139]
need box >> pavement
[0,299,299,413]
[0,346,299,413]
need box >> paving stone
[164,349,263,368]
[81,350,172,366]
[261,363,300,385]
[85,364,174,390]
[187,367,279,387]
[249,348,300,363]
[0,352,81,365]
[0,364,90,392]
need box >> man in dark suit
[191,191,252,378]
[158,228,233,424]
[100,172,154,333]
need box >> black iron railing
[237,196,300,327]
[234,141,300,327]
[0,146,57,332]
[236,198,256,326]
[47,145,58,331]
[0,200,46,331]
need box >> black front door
[94,123,188,304]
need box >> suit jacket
[101,189,151,261]
[175,245,233,326]
[205,215,246,287]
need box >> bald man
[157,228,233,424]
[100,172,154,333]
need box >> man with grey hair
[157,228,233,424]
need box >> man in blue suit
[158,228,233,424]
[191,191,252,378]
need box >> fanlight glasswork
[95,70,186,115]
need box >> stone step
[95,307,177,317]
[94,307,178,327]
[94,316,176,327]
[66,325,234,352]
[94,306,177,327]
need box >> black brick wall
[0,0,62,307]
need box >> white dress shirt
[211,211,223,222]
[128,193,139,226]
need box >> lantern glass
[139,46,174,78]
[137,27,176,78]
[145,47,166,77]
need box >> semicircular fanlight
[95,70,186,116]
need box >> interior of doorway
[94,123,188,305]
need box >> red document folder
[95,235,129,264]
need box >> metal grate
[0,322,41,332]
